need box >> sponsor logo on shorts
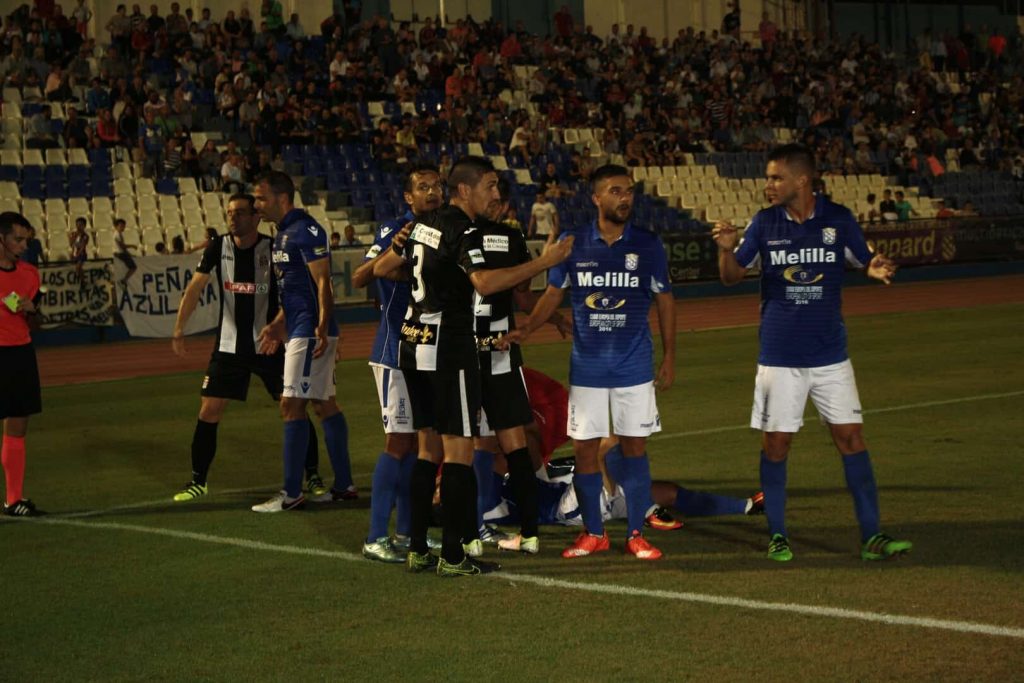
[202,375,210,389]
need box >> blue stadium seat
[67,179,91,198]
[156,177,178,195]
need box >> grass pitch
[3,303,1023,682]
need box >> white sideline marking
[27,516,1024,641]
[647,389,1024,443]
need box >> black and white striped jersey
[397,205,481,372]
[196,233,278,357]
[466,220,531,375]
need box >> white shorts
[750,360,863,433]
[567,382,661,440]
[371,365,414,434]
[282,336,338,401]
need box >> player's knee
[197,400,226,422]
[831,425,866,454]
[385,432,415,456]
[762,433,791,461]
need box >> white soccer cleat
[251,491,306,513]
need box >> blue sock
[472,449,495,531]
[759,451,787,537]
[282,419,308,498]
[673,487,746,516]
[618,454,654,538]
[322,412,353,491]
[842,450,880,542]
[394,452,416,537]
[573,472,605,536]
[367,453,401,542]
[603,444,626,483]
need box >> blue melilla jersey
[272,208,340,340]
[548,223,670,388]
[734,195,873,368]
[364,211,414,368]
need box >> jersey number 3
[410,243,426,303]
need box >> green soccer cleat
[437,556,501,578]
[173,482,208,502]
[406,550,439,574]
[497,534,539,555]
[306,473,328,497]
[861,533,913,561]
[767,533,794,562]
[362,537,405,564]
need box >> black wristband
[392,240,405,257]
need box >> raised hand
[711,221,740,250]
[867,253,897,285]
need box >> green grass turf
[3,303,1023,681]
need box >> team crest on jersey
[822,227,836,245]
[585,292,626,310]
[410,223,442,249]
[625,253,639,271]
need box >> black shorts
[0,343,42,418]
[201,351,284,402]
[115,252,136,270]
[480,367,532,431]
[405,365,481,437]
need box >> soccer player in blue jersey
[712,143,912,562]
[351,162,444,562]
[250,171,356,512]
[512,164,676,560]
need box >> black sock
[506,448,539,538]
[409,459,438,555]
[441,462,474,564]
[190,420,218,486]
[303,417,319,477]
[463,464,479,542]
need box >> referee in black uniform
[170,193,321,502]
[374,157,573,576]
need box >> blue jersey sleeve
[734,216,763,269]
[648,237,670,293]
[364,222,399,261]
[842,213,873,267]
[546,233,573,288]
[296,220,331,263]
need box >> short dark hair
[258,171,295,202]
[590,164,629,191]
[448,155,495,192]
[767,143,816,177]
[404,161,441,193]
[0,211,31,237]
[496,177,512,204]
[227,192,256,208]
[113,217,126,227]
[75,216,87,225]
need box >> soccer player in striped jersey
[170,193,323,503]
[372,156,573,576]
[712,143,912,562]
[0,212,45,516]
[252,172,355,513]
[513,165,676,561]
[352,162,443,562]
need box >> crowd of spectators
[0,1,1022,216]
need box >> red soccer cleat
[644,505,683,530]
[561,531,610,558]
[747,491,765,515]
[625,531,663,560]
